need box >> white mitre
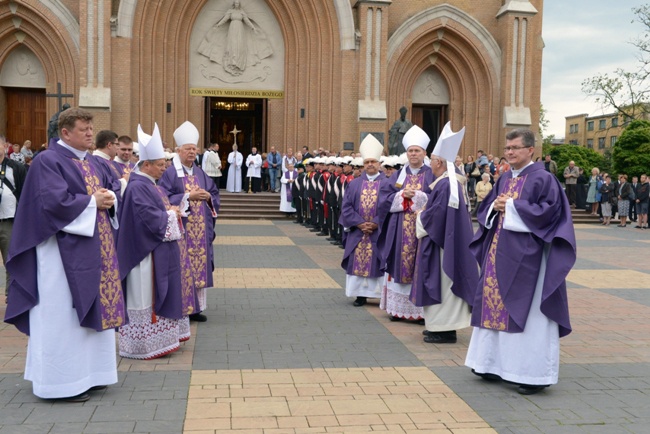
[138,123,165,161]
[359,134,384,162]
[432,121,466,209]
[402,125,429,150]
[173,120,199,147]
[395,126,430,187]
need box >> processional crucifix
[230,125,251,193]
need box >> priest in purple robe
[465,128,576,395]
[92,129,128,203]
[4,107,125,402]
[117,124,196,359]
[159,121,220,322]
[411,122,478,344]
[377,125,434,322]
[114,135,136,177]
[340,134,388,306]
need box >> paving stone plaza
[0,219,649,434]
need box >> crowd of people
[290,126,577,396]
[3,108,218,402]
[2,110,594,401]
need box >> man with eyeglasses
[93,130,128,197]
[465,128,576,395]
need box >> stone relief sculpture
[388,106,413,156]
[197,0,274,82]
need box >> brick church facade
[0,0,543,158]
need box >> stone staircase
[219,192,604,223]
[218,191,289,220]
[570,207,603,224]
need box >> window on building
[612,117,618,127]
[587,121,594,131]
[587,139,593,149]
[569,125,575,134]
[610,136,617,147]
[599,119,606,129]
[569,139,579,145]
[574,124,579,133]
[598,137,606,149]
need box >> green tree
[549,145,605,182]
[611,119,650,176]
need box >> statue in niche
[388,106,413,156]
[197,0,273,77]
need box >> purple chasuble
[4,142,126,335]
[340,173,387,278]
[114,160,134,178]
[117,173,195,320]
[159,165,220,290]
[410,175,478,307]
[470,163,576,337]
[377,165,435,284]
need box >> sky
[541,0,648,138]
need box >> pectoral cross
[230,125,241,146]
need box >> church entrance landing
[204,97,266,158]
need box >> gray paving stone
[215,224,285,237]
[82,421,136,433]
[49,423,89,434]
[215,245,318,268]
[24,406,96,424]
[0,425,54,434]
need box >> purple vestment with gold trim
[470,163,576,337]
[159,165,220,294]
[377,166,435,283]
[340,173,387,278]
[4,142,126,335]
[117,173,196,320]
[410,175,478,307]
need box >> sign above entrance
[190,88,284,99]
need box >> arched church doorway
[412,105,447,155]
[203,96,267,188]
[204,97,267,157]
[411,68,450,154]
[4,87,47,147]
[0,46,47,148]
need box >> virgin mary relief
[197,0,276,85]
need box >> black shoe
[353,297,367,307]
[517,384,549,395]
[416,319,425,325]
[189,313,207,322]
[309,228,321,232]
[57,392,90,403]
[388,315,403,322]
[317,232,328,236]
[338,244,344,249]
[294,221,303,224]
[330,240,342,246]
[326,237,336,241]
[423,331,457,344]
[88,385,107,391]
[471,369,502,382]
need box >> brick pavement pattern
[0,220,648,433]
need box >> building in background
[0,0,544,159]
[565,110,650,154]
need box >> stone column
[497,0,539,128]
[355,0,391,152]
[79,0,111,109]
